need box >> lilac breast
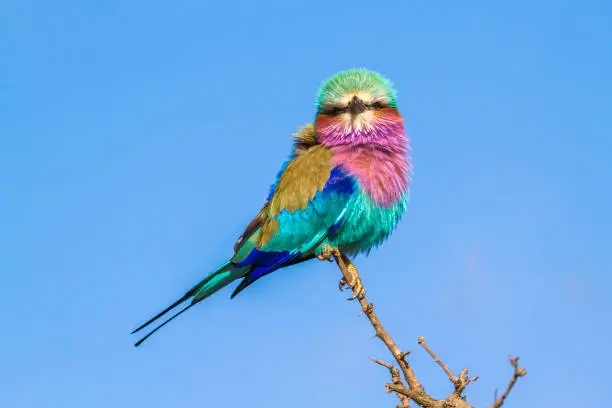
[332,146,411,207]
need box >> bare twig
[418,336,457,382]
[490,356,527,408]
[418,337,479,397]
[328,249,525,408]
[372,358,412,407]
[331,250,437,407]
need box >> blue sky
[1,1,611,407]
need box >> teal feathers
[131,69,411,346]
[132,262,247,346]
[327,189,409,256]
[317,68,398,111]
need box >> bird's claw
[316,244,336,262]
[339,264,365,301]
[319,246,364,300]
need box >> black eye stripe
[321,101,387,115]
[323,106,348,115]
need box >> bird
[131,68,412,347]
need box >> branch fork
[323,248,526,408]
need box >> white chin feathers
[342,111,375,133]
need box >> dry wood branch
[331,250,436,408]
[489,356,527,408]
[418,336,457,382]
[418,336,479,397]
[328,250,525,408]
[371,358,411,407]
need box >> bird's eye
[325,106,344,116]
[371,102,385,110]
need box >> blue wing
[229,165,355,297]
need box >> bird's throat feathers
[332,142,411,207]
[315,107,407,152]
[313,110,411,207]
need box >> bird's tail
[131,261,247,347]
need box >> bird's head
[314,68,405,150]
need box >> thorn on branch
[360,302,374,316]
[400,350,411,361]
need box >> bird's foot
[339,262,365,301]
[316,244,337,262]
[317,246,365,300]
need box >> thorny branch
[329,250,526,408]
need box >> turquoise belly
[325,189,409,255]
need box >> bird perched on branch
[132,68,412,346]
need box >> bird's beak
[348,96,366,116]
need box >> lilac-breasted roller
[132,68,412,346]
